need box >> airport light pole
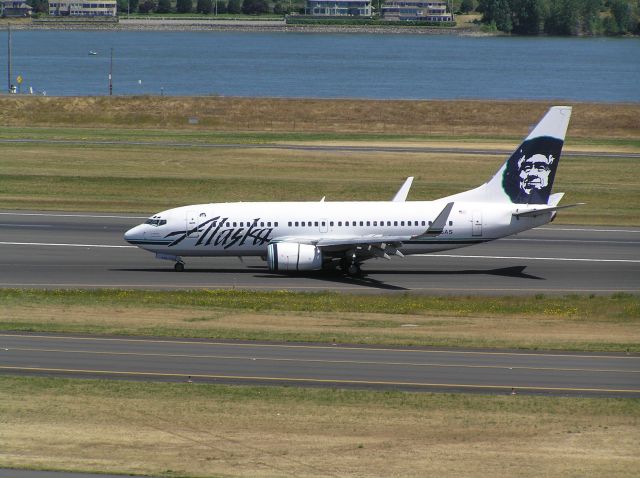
[7,23,12,93]
[109,48,113,96]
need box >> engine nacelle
[267,242,323,272]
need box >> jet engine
[267,242,323,272]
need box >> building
[306,0,373,17]
[382,1,453,21]
[48,0,117,16]
[1,0,33,17]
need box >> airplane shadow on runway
[112,265,543,290]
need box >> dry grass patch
[1,376,639,477]
[2,292,639,351]
[1,97,638,139]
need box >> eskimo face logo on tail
[502,136,564,204]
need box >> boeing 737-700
[124,106,580,275]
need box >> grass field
[0,97,639,478]
[2,290,638,352]
[1,376,638,477]
[1,97,638,224]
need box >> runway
[2,333,639,397]
[0,211,638,294]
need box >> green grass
[2,288,637,317]
[2,290,639,352]
[1,137,638,223]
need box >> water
[2,30,639,101]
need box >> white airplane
[125,106,580,275]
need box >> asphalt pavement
[2,333,638,397]
[0,211,638,294]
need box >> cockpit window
[144,219,167,226]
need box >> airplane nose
[124,225,143,244]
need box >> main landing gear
[340,256,362,277]
[174,261,185,272]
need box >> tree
[510,0,545,35]
[138,0,157,13]
[27,0,49,13]
[227,0,242,13]
[216,0,227,13]
[609,0,633,33]
[460,0,475,14]
[242,0,269,14]
[478,0,513,32]
[545,0,580,35]
[176,0,193,13]
[157,0,172,12]
[580,0,603,34]
[197,0,213,13]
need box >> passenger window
[449,221,453,226]
[288,222,292,227]
[314,221,318,227]
[260,222,264,227]
[301,221,305,227]
[421,221,426,226]
[233,222,237,227]
[401,221,405,226]
[429,221,432,226]
[268,222,272,227]
[295,222,299,227]
[373,221,377,226]
[275,222,278,227]
[213,221,217,227]
[322,221,326,226]
[338,221,342,226]
[359,221,364,226]
[394,221,398,226]
[366,221,370,226]
[330,221,334,226]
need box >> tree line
[463,0,639,35]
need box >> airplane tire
[174,262,185,272]
[347,264,361,276]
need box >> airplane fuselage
[125,200,551,257]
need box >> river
[3,30,639,101]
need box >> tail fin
[446,106,572,205]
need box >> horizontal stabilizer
[513,203,584,218]
[392,177,414,202]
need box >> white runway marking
[0,212,146,219]
[0,241,135,249]
[537,227,640,233]
[426,254,640,263]
[502,238,640,244]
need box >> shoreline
[0,18,488,35]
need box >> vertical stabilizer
[445,106,572,205]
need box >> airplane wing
[270,201,455,262]
[273,235,409,260]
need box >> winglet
[419,202,454,236]
[392,177,414,202]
